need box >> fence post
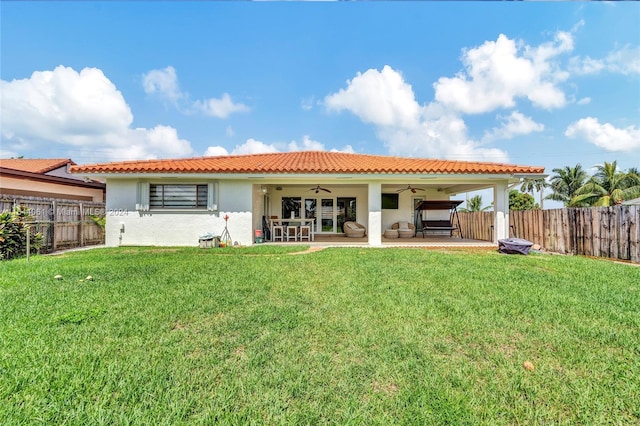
[631,206,639,263]
[569,208,577,255]
[79,202,84,247]
[51,200,57,252]
[26,225,30,262]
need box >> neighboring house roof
[70,151,545,175]
[0,158,75,174]
[0,158,105,190]
[622,197,640,205]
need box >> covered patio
[265,232,494,248]
[254,178,513,247]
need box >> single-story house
[70,151,545,247]
[0,158,105,202]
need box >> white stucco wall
[368,182,382,246]
[104,179,253,247]
[493,182,509,242]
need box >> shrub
[0,206,43,260]
[89,214,106,237]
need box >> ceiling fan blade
[320,188,331,193]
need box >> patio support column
[493,182,509,242]
[368,182,382,246]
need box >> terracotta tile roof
[0,158,75,174]
[70,151,545,175]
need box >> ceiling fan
[308,185,332,194]
[396,185,425,194]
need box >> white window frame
[136,182,218,211]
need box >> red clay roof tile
[0,158,75,174]
[69,151,544,175]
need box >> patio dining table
[268,218,315,241]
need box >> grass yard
[1,246,639,425]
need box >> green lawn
[1,246,639,425]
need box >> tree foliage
[0,206,43,260]
[509,190,537,211]
[571,161,640,206]
[520,177,548,209]
[459,195,491,212]
[546,164,589,206]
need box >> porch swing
[414,200,464,238]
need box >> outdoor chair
[273,225,285,242]
[286,225,298,242]
[343,221,366,238]
[392,221,416,238]
[299,225,311,242]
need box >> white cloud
[0,65,193,162]
[287,135,354,154]
[2,66,132,138]
[565,117,640,152]
[605,46,640,75]
[204,146,229,157]
[330,145,355,154]
[143,66,250,119]
[225,126,235,137]
[142,66,183,104]
[193,93,250,119]
[231,138,279,155]
[325,66,509,162]
[323,29,588,161]
[204,136,354,157]
[576,97,591,105]
[204,138,276,156]
[570,45,640,76]
[434,32,571,114]
[378,106,509,162]
[568,56,605,75]
[325,65,420,128]
[288,135,325,151]
[483,111,544,142]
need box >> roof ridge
[69,151,545,175]
[0,158,75,173]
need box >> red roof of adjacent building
[0,158,75,174]
[69,151,544,175]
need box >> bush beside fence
[458,206,639,263]
[0,195,105,253]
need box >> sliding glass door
[321,199,334,232]
[337,197,356,233]
[304,196,357,234]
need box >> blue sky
[1,2,639,186]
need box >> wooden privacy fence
[457,211,494,242]
[0,195,105,253]
[458,206,640,263]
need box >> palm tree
[546,164,589,206]
[459,195,491,212]
[520,177,548,209]
[572,161,640,206]
[628,167,640,185]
